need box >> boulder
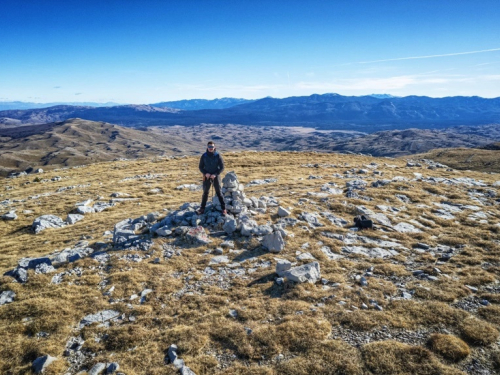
[66,214,84,225]
[88,363,106,375]
[1,211,17,220]
[32,355,57,374]
[283,262,321,284]
[223,217,237,234]
[185,226,211,245]
[276,259,292,276]
[32,215,67,234]
[76,205,95,214]
[252,225,273,236]
[18,257,51,269]
[278,206,290,217]
[262,231,285,253]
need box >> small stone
[89,362,106,375]
[229,309,238,318]
[278,206,291,217]
[262,231,285,253]
[275,277,284,285]
[106,362,120,373]
[412,270,424,276]
[359,277,368,287]
[0,290,16,305]
[466,285,478,293]
[276,259,292,276]
[480,299,490,306]
[214,248,224,255]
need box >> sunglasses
[207,146,215,149]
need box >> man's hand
[205,173,211,179]
[210,174,216,180]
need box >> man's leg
[200,178,212,210]
[213,176,226,210]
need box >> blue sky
[1,0,500,103]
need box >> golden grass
[1,151,499,373]
[362,340,466,375]
[428,334,470,361]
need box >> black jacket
[199,150,225,175]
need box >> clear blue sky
[1,0,500,103]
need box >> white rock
[283,262,321,284]
[262,231,285,253]
[278,206,290,217]
[66,214,84,225]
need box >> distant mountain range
[1,94,499,132]
[0,101,121,111]
[151,97,254,110]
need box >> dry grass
[428,334,470,361]
[362,340,466,375]
[1,151,500,373]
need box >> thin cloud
[75,92,82,95]
[358,48,500,64]
[53,86,61,89]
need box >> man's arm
[199,155,206,174]
[218,154,225,175]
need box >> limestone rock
[32,355,57,374]
[89,362,106,375]
[185,226,211,245]
[32,215,67,234]
[66,214,84,225]
[1,211,17,220]
[0,290,15,305]
[223,217,237,234]
[262,231,285,253]
[276,259,292,276]
[278,206,290,217]
[283,262,321,284]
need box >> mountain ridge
[2,93,500,131]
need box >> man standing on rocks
[196,141,227,215]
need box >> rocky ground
[1,151,500,374]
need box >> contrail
[358,48,500,64]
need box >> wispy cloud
[358,48,500,64]
[74,92,82,96]
[53,86,61,89]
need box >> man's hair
[207,141,215,146]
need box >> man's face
[207,144,215,152]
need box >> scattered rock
[278,206,291,217]
[66,214,84,225]
[1,211,17,220]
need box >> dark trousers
[201,176,225,210]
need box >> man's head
[207,141,215,152]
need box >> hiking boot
[222,209,227,216]
[196,208,205,215]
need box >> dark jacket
[199,150,225,176]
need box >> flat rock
[209,255,229,265]
[283,262,321,284]
[1,211,17,220]
[79,310,121,329]
[32,215,67,234]
[393,222,421,233]
[66,214,84,225]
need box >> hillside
[2,94,500,131]
[1,152,500,374]
[0,119,191,176]
[414,148,500,173]
[0,120,363,176]
[330,128,494,157]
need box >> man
[196,141,227,215]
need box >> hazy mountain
[151,97,254,110]
[1,94,499,132]
[0,101,122,111]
